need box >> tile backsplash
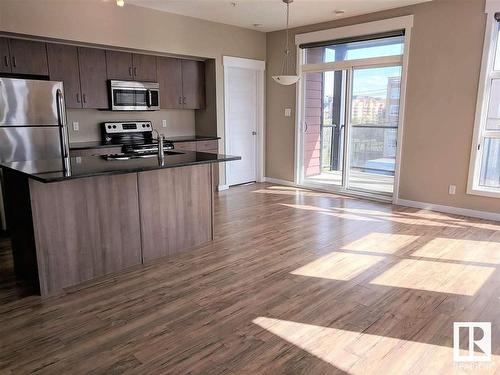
[67,109,196,143]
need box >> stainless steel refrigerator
[0,77,69,229]
[0,77,69,163]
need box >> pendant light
[272,0,300,86]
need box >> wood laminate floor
[1,183,499,374]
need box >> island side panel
[29,174,142,296]
[138,164,213,262]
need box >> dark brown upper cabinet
[132,54,157,82]
[8,39,48,76]
[47,44,82,108]
[157,57,183,109]
[48,44,108,109]
[78,47,108,109]
[157,57,205,110]
[181,60,205,110]
[0,38,11,74]
[106,50,157,82]
[106,50,133,80]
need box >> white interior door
[226,66,258,186]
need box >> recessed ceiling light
[116,0,125,6]
[334,9,345,15]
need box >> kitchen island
[1,151,239,297]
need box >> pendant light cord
[280,1,291,76]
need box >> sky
[319,40,403,99]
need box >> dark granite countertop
[0,151,239,183]
[69,135,220,150]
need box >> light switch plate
[72,122,79,131]
[162,119,167,128]
[448,185,456,195]
[284,107,292,117]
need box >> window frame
[294,15,413,203]
[468,5,500,198]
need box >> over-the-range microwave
[109,80,160,111]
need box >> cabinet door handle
[133,67,137,77]
[11,56,16,68]
[178,97,182,105]
[82,94,87,104]
[3,56,8,67]
[76,93,80,103]
[129,67,132,76]
[183,97,186,105]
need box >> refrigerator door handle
[56,89,69,158]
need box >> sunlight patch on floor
[279,203,381,222]
[342,232,419,255]
[291,252,385,281]
[412,238,500,265]
[370,259,495,296]
[252,317,499,374]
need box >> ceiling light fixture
[334,9,345,15]
[116,0,125,7]
[272,0,299,86]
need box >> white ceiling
[127,0,431,32]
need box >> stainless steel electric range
[100,121,175,160]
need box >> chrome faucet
[153,129,165,162]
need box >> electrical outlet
[162,119,167,128]
[448,185,456,195]
[72,122,79,131]
[284,107,292,117]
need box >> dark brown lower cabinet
[5,164,214,297]
[139,164,213,262]
[28,174,142,296]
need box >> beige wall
[67,109,195,143]
[266,0,500,214]
[0,0,266,183]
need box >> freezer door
[0,78,63,126]
[0,127,63,162]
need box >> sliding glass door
[346,65,402,196]
[300,64,402,198]
[303,69,346,188]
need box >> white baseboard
[217,184,229,191]
[262,177,500,222]
[395,198,500,222]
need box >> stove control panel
[103,121,153,134]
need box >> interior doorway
[223,56,265,187]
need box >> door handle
[304,121,308,133]
[178,97,182,105]
[252,131,257,135]
[134,67,137,77]
[146,90,152,107]
[82,94,87,104]
[129,66,132,76]
[183,97,186,105]
[11,56,16,68]
[3,56,8,68]
[76,93,80,103]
